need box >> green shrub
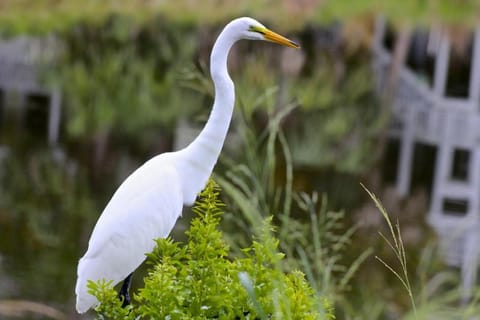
[88,180,335,319]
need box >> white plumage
[75,17,299,314]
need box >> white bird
[75,17,299,314]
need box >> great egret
[75,17,299,314]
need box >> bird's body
[76,154,183,312]
[75,17,298,314]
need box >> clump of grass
[289,192,373,301]
[217,102,372,309]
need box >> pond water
[0,229,83,319]
[0,185,193,320]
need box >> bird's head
[233,17,300,48]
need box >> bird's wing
[88,157,182,254]
[75,160,183,313]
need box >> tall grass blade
[362,183,417,317]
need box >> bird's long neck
[178,27,237,204]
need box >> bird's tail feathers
[75,275,98,313]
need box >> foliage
[0,0,302,35]
[183,31,386,175]
[316,0,480,28]
[0,149,95,248]
[48,15,200,146]
[88,180,335,319]
[407,249,480,320]
[0,148,97,303]
[216,107,372,308]
[362,185,417,316]
[233,55,279,119]
[356,186,480,320]
[283,193,373,301]
[44,11,384,174]
[2,0,480,35]
[288,58,386,173]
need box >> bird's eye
[249,26,265,35]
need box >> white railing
[0,36,60,92]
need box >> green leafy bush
[88,181,334,319]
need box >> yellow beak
[263,28,300,49]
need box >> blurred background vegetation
[1,0,480,319]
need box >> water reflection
[0,148,95,319]
[1,240,79,319]
[0,151,194,319]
